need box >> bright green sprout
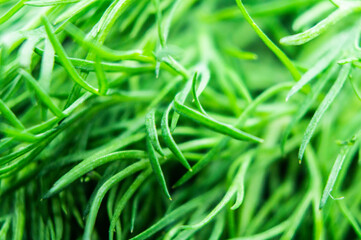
[1,0,361,239]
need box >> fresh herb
[1,0,361,239]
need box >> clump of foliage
[1,0,361,239]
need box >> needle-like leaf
[42,16,99,95]
[174,94,263,143]
[145,109,165,156]
[161,103,192,171]
[298,64,351,161]
[19,69,65,118]
[44,150,146,198]
[146,137,171,200]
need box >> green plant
[1,0,361,239]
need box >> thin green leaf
[298,64,351,161]
[174,94,263,143]
[191,72,207,115]
[286,46,341,101]
[0,45,4,84]
[292,1,334,32]
[245,181,292,235]
[54,0,98,24]
[226,68,252,104]
[182,153,252,229]
[18,35,41,70]
[230,153,251,210]
[25,0,80,6]
[173,138,228,188]
[162,0,181,44]
[41,16,99,95]
[2,76,22,102]
[64,23,151,62]
[0,141,36,165]
[46,219,56,240]
[0,124,38,142]
[108,169,151,240]
[161,102,192,171]
[0,131,56,177]
[34,47,154,73]
[94,57,108,95]
[87,0,137,44]
[83,161,149,240]
[174,82,293,188]
[337,200,361,238]
[0,98,24,130]
[83,165,118,219]
[319,145,351,209]
[153,0,165,47]
[44,150,146,198]
[130,194,139,233]
[129,189,216,240]
[280,5,359,45]
[0,0,26,25]
[349,72,361,101]
[145,109,165,156]
[13,189,25,240]
[170,78,192,131]
[0,217,11,239]
[146,137,171,200]
[235,0,301,80]
[194,64,210,97]
[39,37,54,91]
[162,55,189,79]
[224,47,258,60]
[280,191,312,240]
[19,69,65,118]
[230,221,290,240]
[209,213,225,240]
[281,64,337,153]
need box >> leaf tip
[319,200,325,210]
[172,181,181,189]
[42,191,52,200]
[298,151,304,164]
[279,37,288,45]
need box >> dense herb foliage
[1,0,361,239]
